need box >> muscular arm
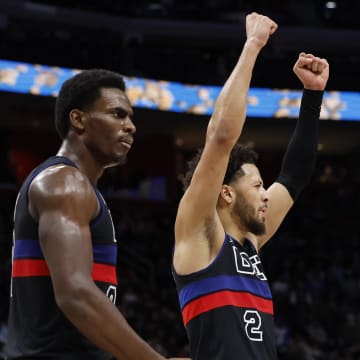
[257,54,329,249]
[29,166,167,360]
[174,13,277,274]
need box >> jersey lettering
[232,246,267,280]
[249,254,267,280]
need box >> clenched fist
[246,12,278,49]
[293,53,329,91]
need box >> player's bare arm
[29,166,180,360]
[174,13,277,274]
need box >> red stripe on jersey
[12,259,50,277]
[92,263,118,285]
[13,259,117,285]
[182,290,273,326]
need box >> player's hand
[246,12,278,49]
[293,53,329,91]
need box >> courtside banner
[1,59,359,121]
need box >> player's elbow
[207,126,238,149]
[54,276,94,315]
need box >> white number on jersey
[106,285,117,304]
[244,310,263,341]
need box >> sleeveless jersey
[172,233,277,360]
[6,156,117,360]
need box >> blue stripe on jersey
[14,239,43,259]
[14,240,117,265]
[178,274,272,309]
[93,244,117,265]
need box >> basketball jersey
[172,233,277,360]
[6,156,117,359]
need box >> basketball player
[172,13,329,360]
[6,69,189,360]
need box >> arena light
[325,1,337,9]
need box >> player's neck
[57,138,104,185]
[219,211,247,245]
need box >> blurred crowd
[263,158,360,359]
[0,157,359,359]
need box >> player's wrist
[244,37,265,53]
[304,85,326,91]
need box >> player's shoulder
[28,164,99,220]
[30,164,94,199]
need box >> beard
[232,192,266,236]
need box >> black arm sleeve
[276,89,324,200]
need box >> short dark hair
[55,69,126,139]
[182,142,258,191]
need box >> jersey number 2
[106,285,117,304]
[243,310,263,341]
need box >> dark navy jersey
[172,233,277,360]
[6,156,117,360]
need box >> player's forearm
[276,89,324,199]
[207,39,263,145]
[57,283,164,360]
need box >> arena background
[0,1,360,359]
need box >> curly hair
[182,142,258,191]
[55,69,126,139]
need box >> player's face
[83,87,136,167]
[231,163,268,235]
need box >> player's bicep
[29,168,98,290]
[258,182,294,248]
[177,140,230,236]
[38,210,93,282]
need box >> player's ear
[220,184,234,205]
[69,109,86,134]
